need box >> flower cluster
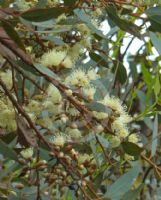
[14,0,38,11]
[14,0,60,11]
[0,96,16,132]
[39,49,73,70]
[0,70,13,90]
[0,1,143,198]
[97,95,139,150]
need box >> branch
[0,77,101,200]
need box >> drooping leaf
[151,114,158,157]
[114,61,127,84]
[1,20,25,50]
[86,102,111,114]
[104,162,141,199]
[0,27,32,65]
[137,90,146,111]
[93,171,104,190]
[16,72,24,104]
[141,65,153,88]
[0,163,20,181]
[121,184,144,200]
[1,132,16,144]
[96,134,109,149]
[146,6,161,33]
[149,31,161,55]
[36,0,47,8]
[106,6,141,38]
[74,9,107,39]
[89,135,100,166]
[122,142,143,157]
[64,0,77,6]
[89,52,108,68]
[0,139,18,161]
[21,7,68,22]
[17,116,37,147]
[154,75,160,96]
[34,63,59,79]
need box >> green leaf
[74,9,107,39]
[129,61,138,80]
[151,114,158,157]
[1,20,25,50]
[137,90,146,111]
[89,52,108,68]
[92,76,111,100]
[122,142,143,157]
[146,6,161,17]
[21,7,67,22]
[96,134,109,148]
[42,36,64,45]
[0,139,18,161]
[16,60,38,74]
[64,0,77,6]
[141,65,153,87]
[32,20,55,28]
[36,0,47,8]
[149,31,161,55]
[146,6,161,32]
[114,61,127,84]
[34,63,58,79]
[0,163,20,181]
[104,162,141,199]
[86,102,111,114]
[94,171,104,189]
[2,132,17,144]
[106,6,141,38]
[89,136,100,166]
[154,75,160,96]
[16,72,24,104]
[121,184,144,200]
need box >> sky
[100,19,159,74]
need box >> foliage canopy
[0,0,161,199]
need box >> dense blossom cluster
[14,0,59,10]
[0,65,139,159]
[0,1,145,199]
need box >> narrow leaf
[146,6,161,32]
[150,31,161,55]
[89,52,108,68]
[151,114,158,157]
[86,102,111,114]
[0,139,18,161]
[113,61,127,84]
[154,75,160,96]
[1,20,25,50]
[106,6,141,38]
[21,7,67,22]
[17,116,37,147]
[34,63,59,79]
[104,162,141,199]
[122,142,143,157]
[121,184,144,200]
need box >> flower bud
[15,183,24,190]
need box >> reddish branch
[0,78,101,199]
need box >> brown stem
[0,78,101,199]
